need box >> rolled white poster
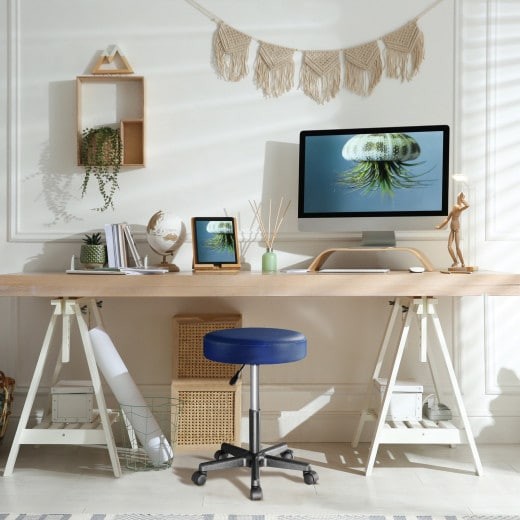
[89,327,173,466]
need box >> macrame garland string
[343,40,382,97]
[300,51,341,105]
[213,22,251,81]
[383,19,424,82]
[254,42,295,98]
[184,0,442,103]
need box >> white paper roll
[89,327,173,466]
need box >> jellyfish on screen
[337,133,429,196]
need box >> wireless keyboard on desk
[318,268,390,273]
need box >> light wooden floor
[2,442,520,516]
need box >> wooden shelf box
[76,75,145,166]
[120,119,144,165]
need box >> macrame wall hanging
[185,0,444,105]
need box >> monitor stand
[361,231,396,247]
[307,244,435,272]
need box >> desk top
[1,271,520,298]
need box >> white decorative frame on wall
[458,0,520,404]
[6,0,21,242]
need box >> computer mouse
[409,266,425,273]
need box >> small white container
[51,380,94,423]
[374,378,423,421]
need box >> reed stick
[249,198,290,250]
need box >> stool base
[191,441,318,500]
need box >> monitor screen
[298,125,450,245]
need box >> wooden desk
[1,270,520,298]
[2,270,520,477]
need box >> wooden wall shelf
[76,75,145,167]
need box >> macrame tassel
[254,42,295,98]
[299,51,341,104]
[343,41,382,96]
[382,20,424,82]
[213,22,251,81]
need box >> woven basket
[172,314,242,379]
[171,379,241,448]
[0,371,15,442]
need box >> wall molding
[484,0,520,242]
[458,0,520,397]
[485,0,501,242]
[6,380,511,445]
[485,296,520,395]
[3,0,445,245]
[7,0,19,242]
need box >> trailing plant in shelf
[80,126,122,212]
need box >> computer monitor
[298,125,450,246]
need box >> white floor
[2,442,520,516]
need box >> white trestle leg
[352,296,483,477]
[3,298,121,477]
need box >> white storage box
[51,380,94,423]
[374,378,423,421]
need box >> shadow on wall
[21,234,92,273]
[29,80,143,227]
[21,81,82,226]
[259,140,317,269]
[261,140,299,237]
[23,80,89,225]
[21,228,145,273]
[258,140,426,271]
[479,367,520,443]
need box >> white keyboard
[318,268,390,273]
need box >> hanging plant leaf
[80,126,122,211]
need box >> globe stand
[146,211,186,273]
[158,256,180,272]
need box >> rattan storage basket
[172,314,242,379]
[171,379,241,448]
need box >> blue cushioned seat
[192,326,318,501]
[204,327,307,365]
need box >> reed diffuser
[249,198,290,273]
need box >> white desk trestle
[352,296,483,476]
[4,297,122,477]
[3,270,519,477]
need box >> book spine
[122,224,143,267]
[104,223,116,268]
[116,224,127,268]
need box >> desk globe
[146,210,186,272]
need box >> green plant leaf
[80,126,122,211]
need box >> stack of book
[104,223,143,268]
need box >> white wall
[456,0,520,442]
[1,0,480,444]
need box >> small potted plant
[80,232,106,269]
[80,126,122,212]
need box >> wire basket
[118,396,181,471]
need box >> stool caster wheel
[250,485,263,500]
[303,470,319,485]
[191,471,207,486]
[214,449,228,460]
[280,449,294,460]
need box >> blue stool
[191,327,319,500]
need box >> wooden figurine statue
[435,192,476,272]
